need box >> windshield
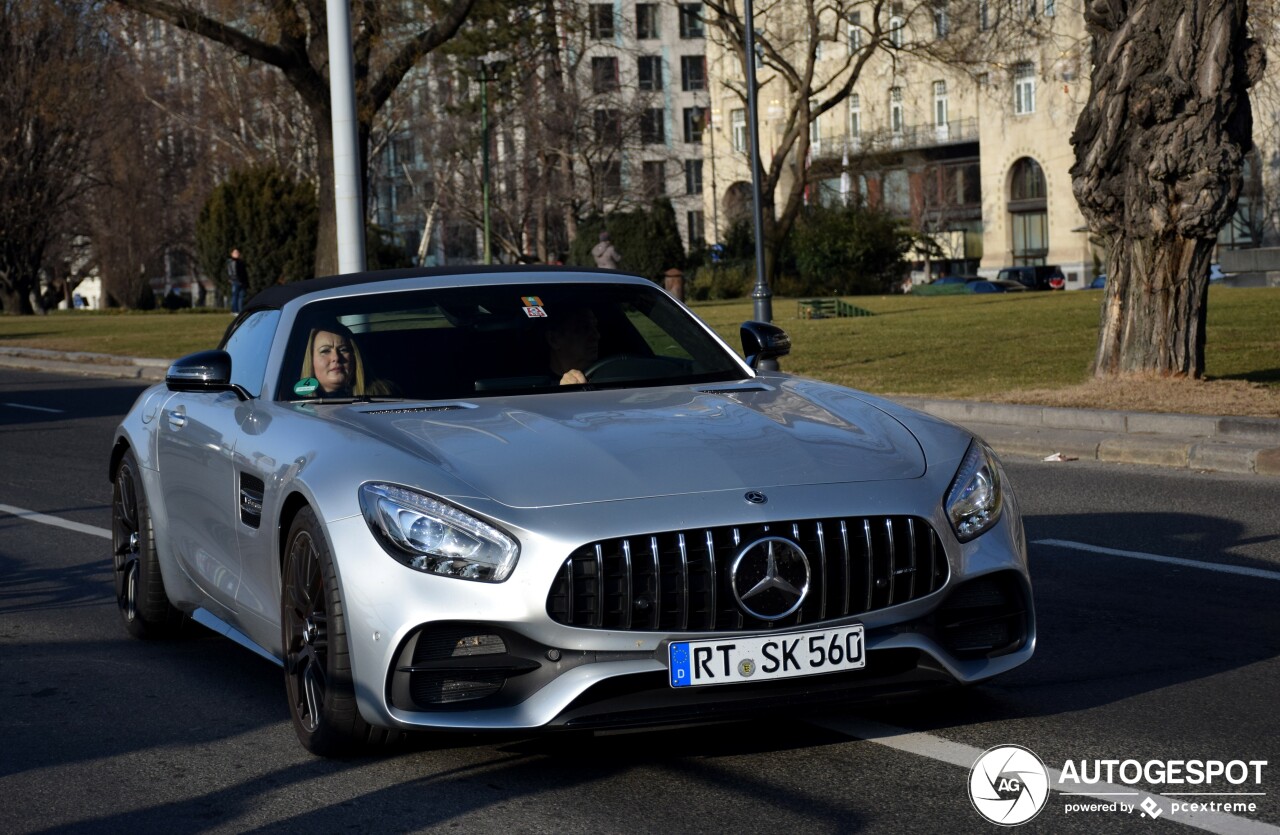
[276,282,746,401]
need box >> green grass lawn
[2,287,1276,400]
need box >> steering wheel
[582,355,641,381]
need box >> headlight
[359,483,518,582]
[944,440,1003,542]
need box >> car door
[155,310,279,618]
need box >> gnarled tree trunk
[1070,0,1263,379]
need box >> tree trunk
[1070,0,1262,380]
[1095,235,1212,377]
[313,109,339,278]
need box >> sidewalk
[3,345,1278,477]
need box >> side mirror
[166,350,250,400]
[740,321,791,370]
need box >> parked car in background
[1089,275,1106,289]
[110,267,1035,756]
[968,279,1029,294]
[996,265,1066,291]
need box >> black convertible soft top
[241,264,628,314]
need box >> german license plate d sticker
[668,625,865,688]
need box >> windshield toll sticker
[521,296,547,318]
[293,377,320,397]
[521,296,543,307]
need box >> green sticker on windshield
[293,377,320,397]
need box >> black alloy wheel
[111,450,181,638]
[282,507,398,756]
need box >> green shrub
[568,198,686,281]
[787,204,914,295]
[196,166,319,297]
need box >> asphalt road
[0,368,1277,834]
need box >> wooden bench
[797,298,874,319]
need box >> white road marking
[2,402,64,413]
[812,716,1278,834]
[1034,539,1280,582]
[0,503,111,540]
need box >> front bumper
[325,479,1035,733]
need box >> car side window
[222,310,280,398]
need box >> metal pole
[325,0,366,274]
[481,66,492,265]
[742,0,772,329]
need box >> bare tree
[112,0,479,278]
[0,0,108,314]
[1071,0,1264,379]
[701,0,1044,285]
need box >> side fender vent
[239,474,265,528]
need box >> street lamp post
[742,0,773,331]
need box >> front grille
[546,516,948,632]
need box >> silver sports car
[110,267,1034,756]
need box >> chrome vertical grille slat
[649,535,661,630]
[546,515,948,632]
[593,543,604,628]
[621,538,633,630]
[863,519,874,613]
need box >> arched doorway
[1007,157,1047,266]
[722,181,754,230]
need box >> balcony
[811,117,979,159]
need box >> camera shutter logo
[969,745,1050,826]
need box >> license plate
[668,624,865,688]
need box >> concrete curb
[896,397,1280,477]
[2,347,1277,477]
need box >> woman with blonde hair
[300,319,390,396]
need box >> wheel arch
[277,490,313,576]
[108,438,131,482]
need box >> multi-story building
[700,1,1268,289]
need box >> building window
[594,109,622,145]
[979,0,989,29]
[1013,62,1035,114]
[849,93,861,141]
[1044,0,1055,15]
[685,159,703,195]
[592,56,619,92]
[847,11,862,54]
[1009,157,1048,265]
[809,99,820,147]
[1010,156,1046,201]
[598,159,622,197]
[687,210,706,247]
[636,3,659,39]
[731,108,747,152]
[814,35,823,62]
[889,15,904,48]
[933,2,949,38]
[589,4,614,39]
[683,107,705,143]
[638,55,663,91]
[642,160,666,198]
[933,80,948,127]
[890,87,903,134]
[640,108,666,144]
[679,3,704,38]
[680,55,706,91]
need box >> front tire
[282,506,398,757]
[111,450,182,638]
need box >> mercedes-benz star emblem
[744,491,767,504]
[730,537,810,620]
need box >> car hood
[325,380,927,508]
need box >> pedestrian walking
[227,247,249,313]
[591,231,622,270]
